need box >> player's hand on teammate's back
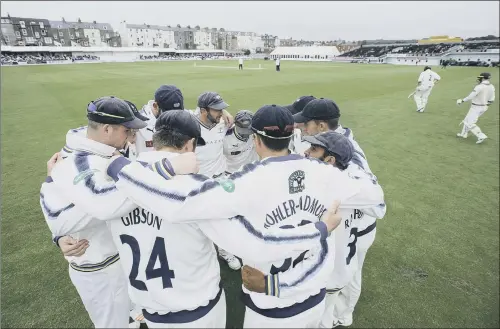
[169,152,199,175]
[222,109,234,127]
[47,152,62,176]
[322,200,342,233]
[241,265,266,293]
[58,236,89,257]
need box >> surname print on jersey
[121,207,163,230]
[264,195,328,229]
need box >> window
[61,39,65,45]
[58,25,62,28]
[44,37,52,44]
[59,31,64,37]
[41,29,46,35]
[1,27,6,34]
[103,26,108,30]
[91,32,94,37]
[113,42,117,47]
[53,34,58,39]
[4,36,9,43]
[137,38,140,42]
[70,34,74,40]
[39,22,44,29]
[19,21,25,28]
[35,32,40,38]
[106,33,109,38]
[25,37,35,43]
[21,29,27,36]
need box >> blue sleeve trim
[107,157,132,181]
[45,176,53,183]
[315,221,328,240]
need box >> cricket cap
[251,104,294,139]
[154,85,184,112]
[87,96,148,129]
[197,91,229,111]
[293,97,341,123]
[303,131,353,168]
[155,110,206,146]
[284,95,316,115]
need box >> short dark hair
[322,148,348,170]
[314,118,339,130]
[256,134,291,152]
[152,129,193,150]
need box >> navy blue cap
[303,131,353,167]
[293,98,340,123]
[285,95,316,115]
[155,110,206,146]
[197,91,229,111]
[87,96,147,129]
[251,104,294,139]
[124,100,149,121]
[154,85,184,112]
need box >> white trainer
[218,248,241,270]
[456,133,467,138]
[476,137,487,144]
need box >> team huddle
[41,83,388,329]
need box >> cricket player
[104,104,386,328]
[412,66,441,113]
[139,85,235,155]
[223,110,258,174]
[40,96,148,328]
[456,72,495,144]
[285,95,316,156]
[241,131,385,329]
[293,98,380,327]
[46,110,346,329]
[239,57,244,70]
[60,99,147,161]
[276,57,281,71]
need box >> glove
[456,99,463,105]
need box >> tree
[219,28,225,32]
[187,25,191,29]
[243,49,251,56]
[177,24,181,28]
[195,25,200,30]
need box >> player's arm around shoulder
[50,154,135,221]
[107,154,241,222]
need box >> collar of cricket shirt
[69,133,117,158]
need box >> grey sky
[1,1,498,41]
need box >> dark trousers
[276,64,280,71]
[239,64,243,70]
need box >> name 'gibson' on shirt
[121,207,163,230]
[264,195,327,229]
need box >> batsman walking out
[411,66,441,113]
[456,72,495,144]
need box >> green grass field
[1,60,499,328]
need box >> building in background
[193,27,217,50]
[236,31,264,53]
[1,16,16,46]
[0,16,52,46]
[119,22,176,48]
[49,18,118,47]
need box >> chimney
[93,20,97,24]
[62,17,66,22]
[78,18,82,23]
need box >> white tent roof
[270,46,340,56]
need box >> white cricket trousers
[68,261,130,328]
[243,299,325,328]
[144,290,226,328]
[413,86,433,111]
[460,105,488,138]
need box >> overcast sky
[1,1,498,41]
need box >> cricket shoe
[456,133,467,138]
[218,248,242,270]
[476,136,487,144]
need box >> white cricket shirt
[223,128,258,173]
[463,81,495,105]
[418,70,441,88]
[195,116,228,177]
